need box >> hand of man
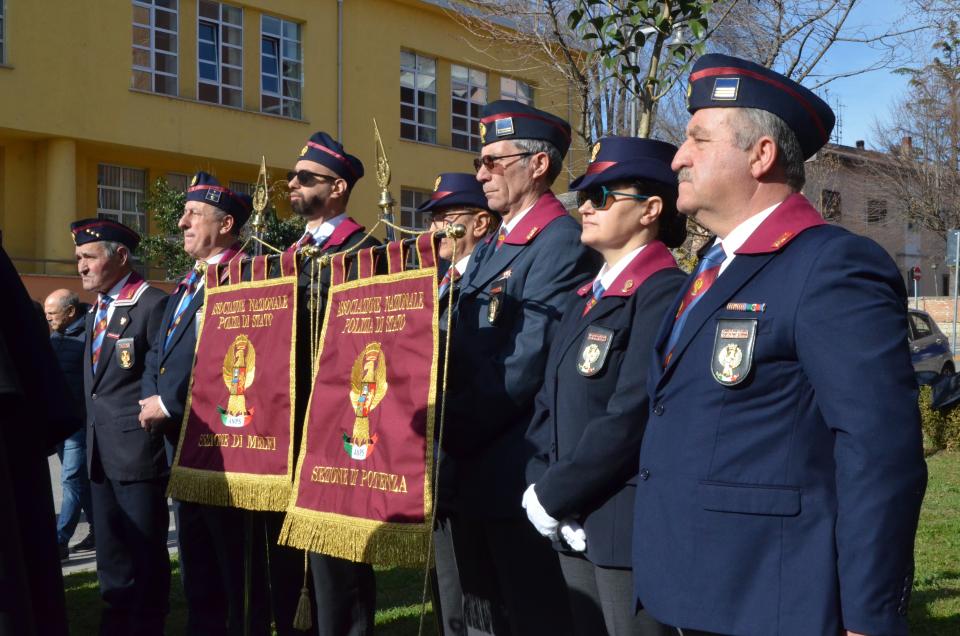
[522,484,560,539]
[559,519,586,552]
[138,396,167,432]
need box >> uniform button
[91,393,97,400]
[653,404,664,416]
[639,468,650,480]
[160,367,166,375]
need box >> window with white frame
[452,65,487,152]
[261,15,302,119]
[132,0,178,96]
[165,172,189,193]
[98,165,147,235]
[500,77,533,105]
[400,188,431,229]
[400,51,437,144]
[198,0,242,107]
[229,181,255,196]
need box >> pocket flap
[698,482,800,516]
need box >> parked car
[908,309,955,376]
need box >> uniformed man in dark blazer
[139,173,264,636]
[422,172,500,635]
[525,137,685,636]
[283,132,380,636]
[633,54,927,636]
[73,218,170,636]
[443,100,600,635]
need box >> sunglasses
[287,170,338,186]
[473,152,533,172]
[576,186,650,211]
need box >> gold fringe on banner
[279,509,431,568]
[168,465,292,511]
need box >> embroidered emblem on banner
[712,78,740,101]
[495,117,514,137]
[711,318,757,386]
[577,326,614,377]
[487,285,505,324]
[218,334,255,427]
[344,342,387,461]
[116,338,135,369]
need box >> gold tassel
[292,551,312,631]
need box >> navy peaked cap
[416,173,497,216]
[479,100,572,157]
[570,136,678,191]
[185,172,252,228]
[71,218,141,250]
[687,54,835,159]
[297,131,364,188]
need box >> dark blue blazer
[444,191,601,518]
[633,194,927,636]
[84,274,168,481]
[527,241,685,568]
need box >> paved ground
[49,455,178,576]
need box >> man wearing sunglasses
[282,131,379,636]
[633,55,926,636]
[443,100,599,635]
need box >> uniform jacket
[444,191,601,518]
[142,245,243,445]
[527,241,685,568]
[84,273,168,481]
[633,194,927,636]
[50,311,89,425]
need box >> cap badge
[434,176,442,192]
[622,279,634,292]
[686,82,692,109]
[711,77,740,101]
[300,144,309,157]
[495,117,514,137]
[478,121,487,143]
[190,175,198,187]
[205,189,221,204]
[590,142,601,163]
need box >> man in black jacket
[44,288,95,559]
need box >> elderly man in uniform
[633,54,927,636]
[45,288,96,559]
[422,172,500,635]
[284,131,381,636]
[443,100,600,635]
[139,173,263,636]
[73,218,170,636]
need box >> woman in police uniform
[523,136,686,636]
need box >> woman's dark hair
[629,178,687,248]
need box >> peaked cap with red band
[297,131,364,188]
[186,171,252,228]
[687,54,835,159]
[416,172,496,216]
[479,99,572,157]
[70,218,141,250]
[569,136,678,191]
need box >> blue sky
[810,0,933,148]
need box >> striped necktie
[90,296,113,372]
[165,268,199,350]
[494,227,507,251]
[582,279,605,317]
[663,242,726,365]
[438,266,459,297]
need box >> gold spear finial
[373,119,396,238]
[250,156,269,234]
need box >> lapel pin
[119,316,128,326]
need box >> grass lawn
[65,451,960,635]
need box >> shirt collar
[716,201,782,259]
[502,203,534,236]
[307,213,348,243]
[594,244,647,291]
[454,253,471,276]
[100,272,131,303]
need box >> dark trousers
[262,511,315,636]
[558,553,673,636]
[309,552,376,636]
[174,500,270,636]
[431,513,465,635]
[91,475,170,636]
[450,514,574,636]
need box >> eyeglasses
[473,152,533,172]
[430,210,479,225]
[287,170,338,186]
[576,186,650,211]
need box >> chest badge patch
[711,319,756,386]
[577,326,614,377]
[487,284,505,324]
[116,337,135,369]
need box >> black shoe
[58,543,69,561]
[74,532,96,552]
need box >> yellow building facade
[0,0,583,278]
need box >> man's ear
[220,213,236,236]
[116,245,131,267]
[749,136,779,180]
[529,152,550,180]
[330,177,349,200]
[473,212,493,238]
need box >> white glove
[522,484,560,539]
[560,519,586,552]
